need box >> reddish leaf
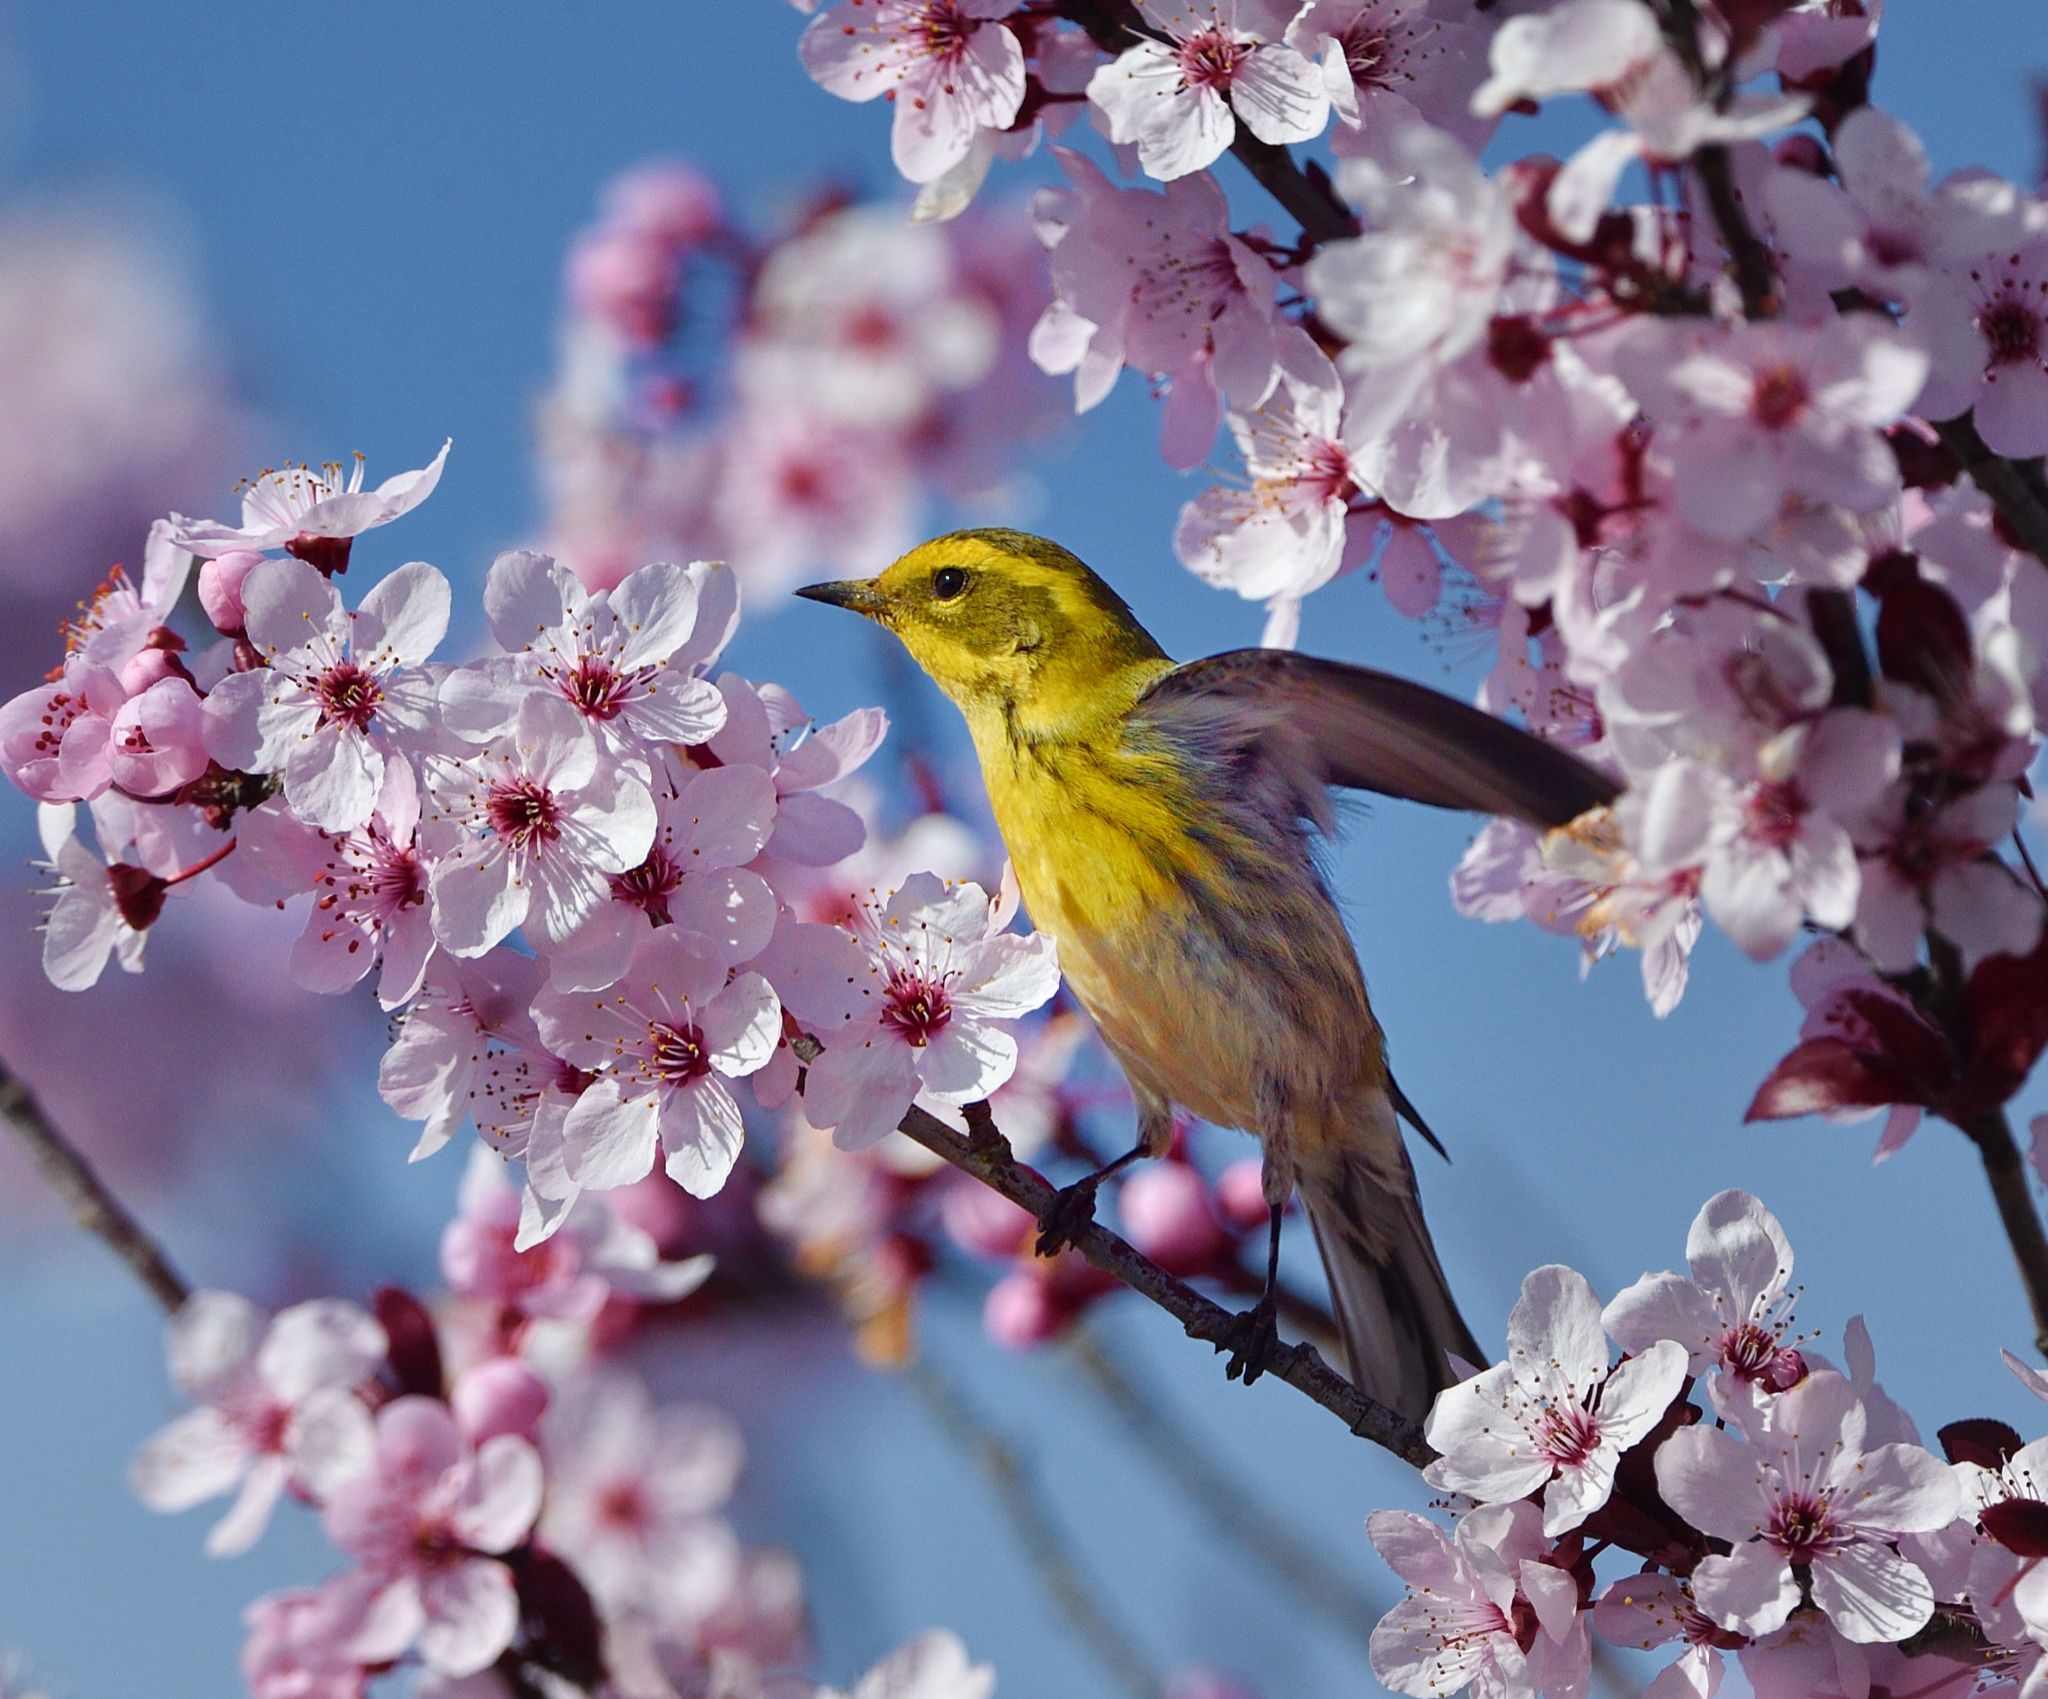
[1746,1037,1937,1122]
[1983,1498,2048,1557]
[512,1547,607,1686]
[1830,990,1952,1084]
[1955,936,2048,1115]
[1874,569,1974,707]
[372,1286,444,1401]
[1940,1418,2025,1469]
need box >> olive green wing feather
[1137,649,1617,829]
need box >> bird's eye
[932,567,969,601]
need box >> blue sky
[2,5,2046,1697]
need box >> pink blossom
[1775,0,1882,83]
[800,0,1026,185]
[131,1290,383,1557]
[1616,317,1925,543]
[1087,0,1327,183]
[541,756,779,994]
[236,760,437,1006]
[204,557,450,832]
[706,676,887,868]
[1425,1263,1687,1537]
[105,675,209,798]
[377,952,546,1161]
[1030,151,1285,465]
[793,871,1060,1152]
[1852,779,2042,972]
[422,693,657,957]
[1285,0,1488,155]
[448,1360,550,1447]
[170,441,450,567]
[1591,1574,1743,1699]
[1368,1501,1590,1699]
[819,1632,996,1699]
[66,519,197,670]
[533,927,780,1197]
[1655,1369,1960,1643]
[32,803,157,990]
[197,548,267,636]
[1919,234,2048,460]
[242,1587,370,1699]
[0,656,129,803]
[539,1368,743,1620]
[1117,1162,1227,1273]
[1604,1190,1805,1394]
[439,551,726,761]
[321,1396,544,1678]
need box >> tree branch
[1067,1328,1388,1652]
[1960,1105,2048,1357]
[1,1050,191,1315]
[907,1353,1166,1699]
[1934,413,2048,570]
[817,1050,1432,1465]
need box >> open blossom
[1655,1369,1960,1643]
[819,1631,997,1699]
[131,1291,383,1557]
[1088,0,1328,182]
[320,1396,544,1679]
[533,927,780,1197]
[33,803,156,991]
[204,557,450,833]
[1592,1574,1744,1699]
[799,0,1026,186]
[1917,231,2048,458]
[1425,1264,1687,1537]
[237,760,437,1007]
[377,952,546,1161]
[170,441,450,570]
[708,676,887,868]
[423,693,657,957]
[1852,779,2043,973]
[1368,1501,1590,1699]
[1285,0,1488,154]
[790,871,1060,1152]
[439,551,726,762]
[1605,1190,1805,1394]
[0,656,129,804]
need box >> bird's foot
[1216,1293,1281,1386]
[1034,1175,1102,1258]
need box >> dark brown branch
[907,1355,1165,1699]
[1693,145,1778,320]
[1934,413,2048,570]
[1960,1105,2048,1357]
[1068,1329,1388,1651]
[1,1050,191,1314]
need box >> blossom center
[560,654,632,721]
[1765,1490,1843,1561]
[648,1020,711,1085]
[1979,294,2042,368]
[612,844,684,922]
[1744,779,1807,852]
[1536,1401,1602,1468]
[881,970,952,1046]
[486,778,565,849]
[315,660,384,731]
[1488,315,1552,384]
[595,1479,653,1533]
[368,840,428,912]
[1750,365,1810,430]
[1341,24,1393,86]
[1298,439,1357,506]
[1177,28,1248,92]
[911,0,976,62]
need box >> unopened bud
[197,550,267,635]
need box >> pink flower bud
[197,550,267,635]
[567,228,676,346]
[941,1175,1035,1260]
[1214,1159,1271,1232]
[1118,1163,1224,1273]
[119,645,182,695]
[984,1269,1064,1349]
[452,1358,551,1444]
[107,676,208,796]
[605,161,723,254]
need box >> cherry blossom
[818,1631,996,1699]
[1918,232,2048,458]
[439,550,726,762]
[1604,1190,1805,1395]
[1424,1263,1688,1537]
[1087,0,1328,183]
[1591,1574,1743,1699]
[1367,1501,1590,1699]
[1655,1369,1959,1643]
[169,441,450,572]
[0,656,129,804]
[319,1395,544,1678]
[422,693,657,957]
[1285,0,1488,154]
[532,927,780,1197]
[204,557,450,833]
[800,0,1027,186]
[792,872,1060,1152]
[377,952,547,1162]
[131,1290,383,1558]
[32,803,155,991]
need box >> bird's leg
[1217,1201,1285,1385]
[1034,1091,1173,1258]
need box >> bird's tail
[1299,1127,1482,1427]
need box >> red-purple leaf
[1955,936,2048,1115]
[372,1286,444,1401]
[1745,1037,1937,1121]
[1940,1418,2025,1470]
[1982,1497,2048,1557]
[511,1547,607,1686]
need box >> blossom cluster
[130,1150,996,1699]
[1368,1189,2048,1699]
[0,450,1060,1254]
[796,0,2048,1144]
[537,158,1057,600]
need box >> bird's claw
[1034,1176,1101,1258]
[1216,1295,1281,1386]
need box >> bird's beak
[795,578,890,622]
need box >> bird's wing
[1135,649,1618,829]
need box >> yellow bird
[798,530,1614,1420]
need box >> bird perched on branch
[797,529,1615,1421]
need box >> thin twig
[796,1038,1432,1466]
[1,1050,190,1314]
[1068,1328,1386,1652]
[1934,413,2048,571]
[905,1353,1165,1699]
[1959,1105,2048,1357]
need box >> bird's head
[797,529,1170,733]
